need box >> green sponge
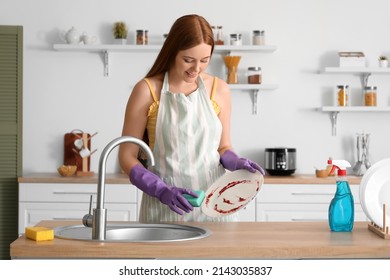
[183,190,205,207]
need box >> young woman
[119,14,264,223]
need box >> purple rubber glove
[220,150,265,175]
[129,164,198,215]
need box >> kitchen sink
[54,223,211,242]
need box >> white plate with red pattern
[201,169,264,217]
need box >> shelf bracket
[103,51,110,77]
[329,111,339,136]
[253,90,259,115]
[361,73,371,89]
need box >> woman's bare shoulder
[131,75,163,101]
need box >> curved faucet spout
[87,136,154,240]
[96,136,154,210]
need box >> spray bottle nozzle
[328,159,351,176]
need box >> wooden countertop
[18,173,363,185]
[10,220,389,259]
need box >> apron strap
[210,76,218,101]
[143,78,158,102]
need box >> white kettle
[59,27,81,44]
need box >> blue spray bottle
[327,159,354,232]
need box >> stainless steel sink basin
[54,223,211,242]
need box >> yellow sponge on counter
[25,227,54,241]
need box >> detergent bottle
[327,159,354,232]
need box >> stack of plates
[359,158,390,228]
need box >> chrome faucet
[82,136,155,241]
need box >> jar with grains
[136,30,148,45]
[337,85,349,106]
[247,67,262,84]
[252,30,265,45]
[364,86,377,106]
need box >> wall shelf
[53,44,277,77]
[230,84,278,114]
[53,44,277,53]
[318,106,390,136]
[320,106,390,112]
[320,67,390,135]
[322,67,390,88]
[322,67,390,74]
[53,44,278,114]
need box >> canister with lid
[230,34,242,46]
[247,67,262,84]
[364,86,377,106]
[252,30,265,45]
[336,85,349,106]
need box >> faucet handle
[82,195,94,227]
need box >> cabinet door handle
[52,217,81,220]
[291,218,327,222]
[291,192,333,196]
[53,191,97,195]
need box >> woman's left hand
[220,150,265,175]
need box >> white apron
[139,73,238,222]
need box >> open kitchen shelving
[319,67,390,135]
[323,67,390,88]
[53,43,278,114]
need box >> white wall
[1,0,390,174]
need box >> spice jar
[230,34,242,46]
[336,85,349,106]
[252,30,265,45]
[247,67,262,84]
[216,26,224,45]
[364,86,377,106]
[136,30,148,45]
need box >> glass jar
[364,86,377,106]
[247,67,262,84]
[252,30,265,45]
[136,30,148,45]
[230,34,242,46]
[223,56,241,84]
[216,26,224,45]
[336,85,349,106]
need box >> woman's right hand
[129,164,197,215]
[158,186,198,215]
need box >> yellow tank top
[143,77,221,151]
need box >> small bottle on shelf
[136,30,148,45]
[216,26,224,45]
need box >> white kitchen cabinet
[18,183,138,234]
[237,200,257,221]
[256,184,368,222]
